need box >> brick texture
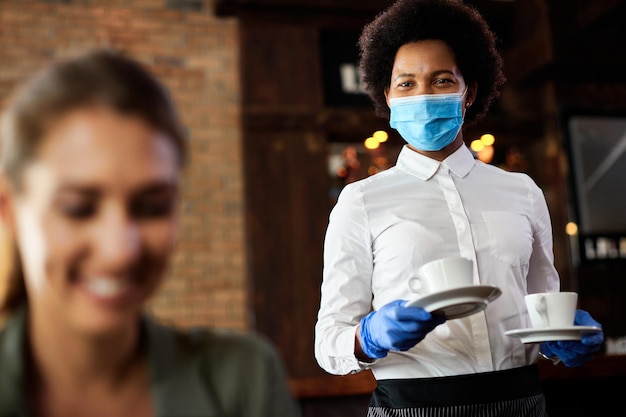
[0,0,248,330]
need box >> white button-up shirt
[314,144,560,379]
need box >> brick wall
[0,0,248,330]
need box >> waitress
[314,1,604,416]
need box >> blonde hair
[0,223,23,319]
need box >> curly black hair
[358,0,506,126]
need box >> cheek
[141,223,176,297]
[143,220,178,267]
[15,217,47,291]
[14,207,80,293]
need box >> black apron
[367,365,548,417]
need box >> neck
[26,304,143,391]
[408,137,464,162]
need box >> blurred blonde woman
[0,49,300,417]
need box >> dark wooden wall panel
[240,19,323,110]
[240,19,330,381]
[239,15,379,396]
[242,129,329,379]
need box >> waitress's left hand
[540,309,604,367]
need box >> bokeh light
[364,137,379,149]
[470,139,485,152]
[565,222,578,236]
[373,130,388,142]
[480,133,495,146]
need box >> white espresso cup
[408,257,474,295]
[525,292,578,329]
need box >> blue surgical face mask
[389,89,466,151]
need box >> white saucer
[504,326,603,344]
[404,285,501,320]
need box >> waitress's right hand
[358,299,445,359]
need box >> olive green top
[0,306,301,417]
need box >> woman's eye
[60,203,96,219]
[131,198,175,219]
[434,78,454,85]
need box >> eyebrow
[392,69,457,81]
[56,185,100,198]
[137,182,178,194]
[55,181,178,197]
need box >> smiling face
[5,106,180,336]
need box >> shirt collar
[396,144,476,180]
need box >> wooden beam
[570,0,624,30]
[503,0,554,83]
[215,0,393,16]
[213,0,238,16]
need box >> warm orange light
[470,139,485,152]
[480,133,495,146]
[565,222,578,236]
[364,137,379,149]
[373,130,388,142]
[476,145,494,164]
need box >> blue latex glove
[359,299,446,359]
[540,309,604,367]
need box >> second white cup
[408,257,474,295]
[525,291,578,329]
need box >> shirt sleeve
[314,183,378,375]
[525,176,561,294]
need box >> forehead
[27,107,179,190]
[392,40,459,73]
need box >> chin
[73,309,143,338]
[67,295,145,337]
